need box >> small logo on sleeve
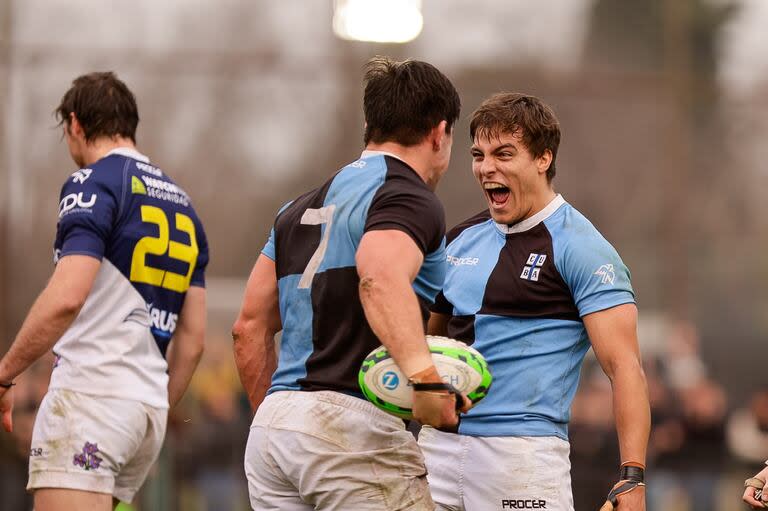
[71,168,93,184]
[58,192,97,218]
[593,264,616,285]
[520,253,547,282]
[73,442,102,471]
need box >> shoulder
[544,201,627,276]
[544,202,615,251]
[446,210,492,245]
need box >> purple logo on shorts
[73,442,102,470]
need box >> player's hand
[410,366,472,431]
[600,465,645,511]
[611,482,645,510]
[412,389,471,431]
[0,386,14,433]
[743,467,768,509]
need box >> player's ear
[536,149,552,176]
[430,120,449,152]
[68,112,84,138]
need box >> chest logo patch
[520,253,546,282]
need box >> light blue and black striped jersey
[262,151,446,397]
[433,195,634,439]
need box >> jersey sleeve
[261,227,276,261]
[54,171,120,260]
[557,232,635,317]
[364,180,445,255]
[262,200,293,262]
[190,218,209,287]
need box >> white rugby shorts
[27,388,167,503]
[419,426,574,511]
[245,390,434,511]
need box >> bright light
[333,0,423,44]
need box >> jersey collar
[360,150,406,165]
[106,147,150,163]
[494,194,566,234]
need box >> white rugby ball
[358,335,492,419]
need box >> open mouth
[483,183,510,206]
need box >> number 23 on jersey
[130,205,199,293]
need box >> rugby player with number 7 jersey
[0,72,209,511]
[232,56,470,510]
[422,93,651,511]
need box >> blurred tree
[0,0,12,348]
[585,0,737,321]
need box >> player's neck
[364,141,434,186]
[81,136,137,166]
[527,188,558,219]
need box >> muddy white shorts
[244,390,434,511]
[27,388,167,503]
[418,426,574,511]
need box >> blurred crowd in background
[2,0,768,509]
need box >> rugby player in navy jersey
[232,56,469,510]
[421,93,650,511]
[0,72,208,510]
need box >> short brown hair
[363,56,461,146]
[470,93,560,182]
[56,72,139,143]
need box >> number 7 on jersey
[298,205,336,289]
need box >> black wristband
[0,381,15,389]
[621,465,645,483]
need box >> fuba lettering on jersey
[501,499,547,509]
[59,192,97,218]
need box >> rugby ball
[359,335,492,419]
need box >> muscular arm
[585,303,650,467]
[0,255,100,432]
[166,286,206,408]
[232,255,281,411]
[356,230,433,378]
[357,230,467,427]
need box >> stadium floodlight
[333,0,423,44]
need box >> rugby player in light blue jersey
[421,93,650,511]
[0,72,208,511]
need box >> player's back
[265,152,446,397]
[51,148,209,409]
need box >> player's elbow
[604,352,646,383]
[57,293,88,319]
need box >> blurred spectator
[172,336,250,511]
[0,356,53,511]
[727,388,768,467]
[570,363,621,510]
[648,378,729,511]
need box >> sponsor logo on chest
[520,253,547,282]
[447,254,479,266]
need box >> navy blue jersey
[262,152,446,396]
[433,195,634,439]
[50,148,208,408]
